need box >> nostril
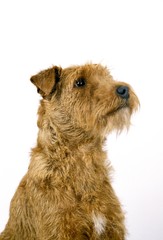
[116,86,129,99]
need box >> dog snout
[116,86,129,99]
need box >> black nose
[116,86,129,99]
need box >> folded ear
[30,66,62,98]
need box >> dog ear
[30,66,62,98]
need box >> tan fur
[0,63,139,240]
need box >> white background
[0,0,163,239]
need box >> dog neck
[34,102,106,158]
[36,125,105,158]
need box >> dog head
[31,64,139,143]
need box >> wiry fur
[0,63,139,240]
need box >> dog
[0,63,139,239]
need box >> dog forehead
[61,64,109,81]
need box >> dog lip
[107,103,128,115]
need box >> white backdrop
[0,0,163,239]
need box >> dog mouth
[107,102,129,116]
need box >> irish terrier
[0,63,139,240]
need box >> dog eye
[74,78,86,87]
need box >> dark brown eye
[74,77,86,87]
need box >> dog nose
[116,86,129,99]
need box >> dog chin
[118,107,131,126]
[105,107,131,134]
